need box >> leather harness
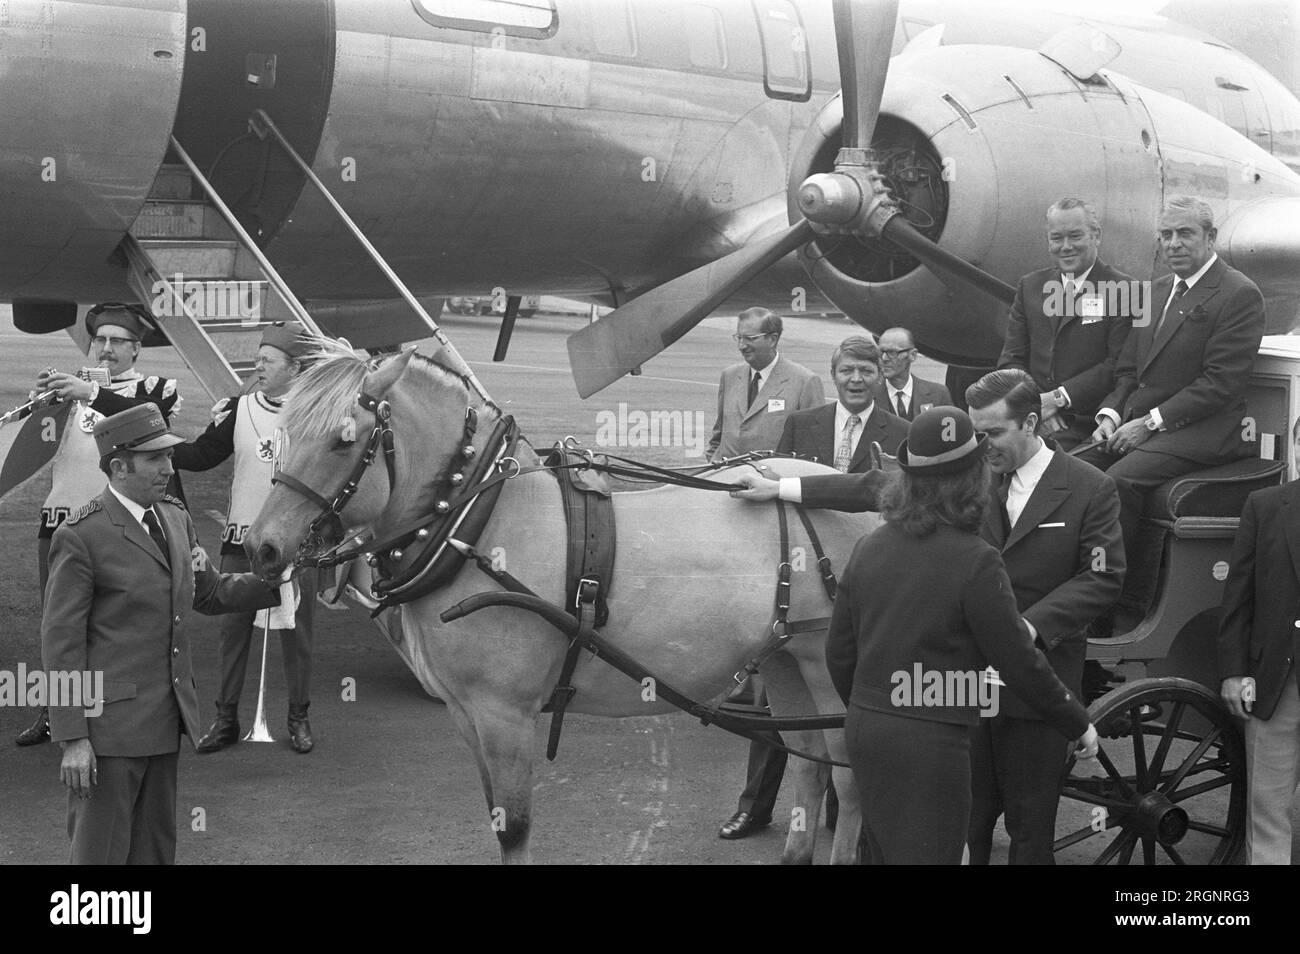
[274,392,845,764]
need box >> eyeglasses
[879,348,915,359]
[92,335,138,348]
[732,333,775,343]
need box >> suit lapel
[102,488,171,571]
[849,406,885,470]
[812,404,836,464]
[1141,263,1224,373]
[1003,450,1070,551]
[1284,486,1300,586]
[742,358,789,423]
[985,477,1009,548]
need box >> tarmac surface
[0,305,1253,865]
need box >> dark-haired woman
[825,406,1097,864]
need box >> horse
[245,342,882,864]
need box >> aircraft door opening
[751,0,810,101]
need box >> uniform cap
[897,406,987,475]
[93,403,184,456]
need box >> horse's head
[244,343,431,582]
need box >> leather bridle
[271,390,397,563]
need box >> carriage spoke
[1118,831,1138,865]
[1185,819,1231,838]
[1057,786,1133,812]
[1095,828,1137,865]
[1130,706,1149,789]
[1146,701,1185,780]
[1094,747,1137,799]
[1159,727,1221,796]
[1055,825,1103,850]
[1169,775,1235,802]
[1142,836,1156,865]
[1161,843,1187,865]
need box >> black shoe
[15,709,50,746]
[288,705,313,754]
[196,706,240,754]
[718,810,771,840]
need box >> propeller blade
[567,220,814,398]
[833,0,900,149]
[881,216,1016,304]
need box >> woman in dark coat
[826,406,1097,864]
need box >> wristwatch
[1144,413,1160,432]
[1051,387,1069,409]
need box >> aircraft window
[591,0,636,57]
[685,4,726,70]
[411,0,557,38]
[751,0,810,101]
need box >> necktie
[1064,279,1077,321]
[1155,279,1189,335]
[834,414,861,472]
[895,391,908,421]
[142,509,170,566]
[997,472,1013,538]
[747,371,760,408]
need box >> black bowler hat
[897,406,987,475]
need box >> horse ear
[363,347,416,398]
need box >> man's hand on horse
[729,471,780,501]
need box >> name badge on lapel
[918,403,934,414]
[767,398,785,413]
[1079,296,1104,321]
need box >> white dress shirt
[1005,439,1052,528]
[748,353,780,397]
[834,401,873,463]
[885,376,913,417]
[107,483,162,536]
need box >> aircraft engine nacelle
[789,46,1167,366]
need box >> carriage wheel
[1054,677,1245,865]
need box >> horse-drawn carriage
[247,335,1300,865]
[1054,336,1300,864]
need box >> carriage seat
[1144,457,1287,522]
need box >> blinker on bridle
[271,390,397,561]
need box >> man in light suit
[1080,195,1265,626]
[1218,420,1300,864]
[964,370,1125,864]
[779,336,909,468]
[707,307,824,462]
[998,198,1135,449]
[42,404,277,864]
[720,337,906,841]
[875,327,950,422]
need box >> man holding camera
[15,302,184,747]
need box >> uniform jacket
[873,375,950,421]
[776,402,909,471]
[1218,481,1300,720]
[826,522,1089,738]
[42,489,277,756]
[1099,257,1265,464]
[707,355,824,461]
[803,450,1124,717]
[997,259,1134,423]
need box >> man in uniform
[707,307,824,461]
[997,198,1134,449]
[173,322,318,753]
[17,302,183,746]
[42,404,277,864]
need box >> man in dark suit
[964,370,1125,864]
[1080,195,1266,625]
[42,404,277,864]
[998,198,1135,449]
[1217,425,1300,864]
[707,307,824,461]
[778,336,909,468]
[719,337,906,841]
[875,327,950,422]
[729,374,1125,862]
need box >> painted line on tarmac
[624,719,671,863]
[491,362,713,390]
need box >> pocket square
[1037,522,1066,528]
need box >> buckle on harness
[574,576,600,610]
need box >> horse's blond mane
[282,337,487,436]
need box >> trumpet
[0,367,113,426]
[243,616,276,743]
